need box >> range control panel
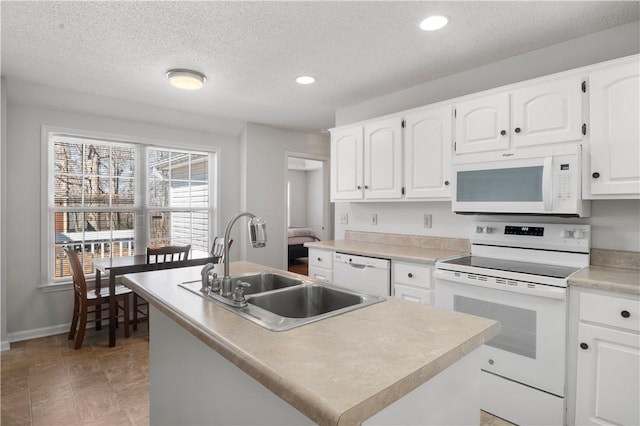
[472,221,591,252]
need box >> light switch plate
[371,213,378,225]
[340,213,348,225]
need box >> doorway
[285,153,331,275]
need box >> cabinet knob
[580,342,589,350]
[621,310,631,318]
[317,257,322,262]
[444,180,450,186]
[357,185,362,189]
[500,130,507,136]
[408,273,413,278]
[488,359,494,365]
[592,172,600,179]
[364,185,369,189]
[515,127,521,133]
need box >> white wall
[333,22,640,252]
[4,83,242,340]
[288,170,308,227]
[1,77,8,350]
[306,169,324,239]
[243,123,329,269]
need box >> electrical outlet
[423,214,432,228]
[340,213,348,225]
[371,213,378,226]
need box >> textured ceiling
[1,1,638,133]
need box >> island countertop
[123,261,499,425]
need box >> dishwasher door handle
[348,262,369,270]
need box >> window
[48,133,215,283]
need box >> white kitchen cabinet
[586,60,640,197]
[330,117,402,201]
[570,288,640,426]
[363,118,403,200]
[454,75,584,160]
[392,261,434,305]
[331,126,364,200]
[404,106,453,199]
[307,247,334,283]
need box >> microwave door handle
[542,156,553,211]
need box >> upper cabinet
[454,75,584,161]
[330,117,402,201]
[363,118,403,200]
[331,126,364,200]
[404,106,453,199]
[586,60,640,198]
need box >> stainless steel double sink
[179,271,385,331]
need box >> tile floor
[2,326,514,426]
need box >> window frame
[41,126,219,288]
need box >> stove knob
[476,226,485,234]
[573,229,585,239]
[484,226,493,234]
[560,229,573,239]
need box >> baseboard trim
[7,323,71,344]
[1,339,10,352]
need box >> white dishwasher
[333,253,391,296]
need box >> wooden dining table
[94,253,219,347]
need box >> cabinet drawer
[393,261,433,289]
[308,266,333,284]
[308,248,334,269]
[394,284,433,305]
[580,291,640,332]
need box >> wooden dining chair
[211,237,233,264]
[65,247,131,349]
[133,244,191,330]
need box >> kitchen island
[123,261,499,425]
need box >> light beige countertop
[569,266,640,295]
[305,240,467,264]
[123,261,499,425]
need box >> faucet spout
[220,211,267,297]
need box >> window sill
[38,277,99,293]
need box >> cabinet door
[363,118,403,199]
[589,61,640,196]
[404,106,452,199]
[575,323,640,426]
[512,76,584,147]
[394,284,433,305]
[454,93,510,155]
[331,126,364,200]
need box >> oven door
[434,269,567,396]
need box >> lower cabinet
[392,261,434,305]
[569,287,640,426]
[308,248,334,283]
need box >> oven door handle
[434,269,567,300]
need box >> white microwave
[452,150,590,217]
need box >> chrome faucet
[220,212,267,297]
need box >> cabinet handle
[444,180,450,186]
[500,130,506,136]
[408,273,413,278]
[580,342,589,350]
[592,172,600,179]
[621,310,631,318]
[515,127,521,133]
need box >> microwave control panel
[551,154,579,211]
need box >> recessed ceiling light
[166,69,206,90]
[420,15,449,31]
[295,75,316,85]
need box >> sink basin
[230,272,303,295]
[179,271,385,331]
[248,285,364,318]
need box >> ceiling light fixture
[420,15,449,31]
[295,75,316,85]
[166,69,206,90]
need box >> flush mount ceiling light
[295,75,316,85]
[420,15,449,31]
[166,69,206,90]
